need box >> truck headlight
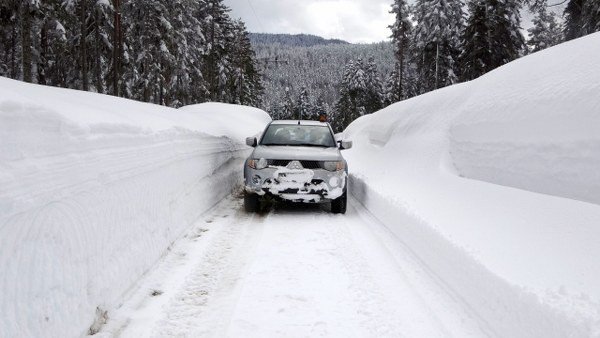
[323,161,345,171]
[247,158,268,170]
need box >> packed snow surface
[344,32,600,336]
[0,77,270,338]
[97,197,492,337]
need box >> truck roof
[270,120,329,126]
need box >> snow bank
[0,77,270,338]
[345,32,600,336]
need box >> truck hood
[251,145,342,161]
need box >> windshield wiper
[294,143,329,148]
[261,143,288,146]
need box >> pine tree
[460,0,525,81]
[227,20,263,107]
[279,87,295,120]
[364,57,383,113]
[490,0,526,67]
[461,0,489,81]
[168,0,207,106]
[528,6,563,53]
[389,0,412,101]
[0,0,21,78]
[582,0,600,34]
[332,58,384,131]
[295,86,313,120]
[412,0,464,93]
[89,1,112,93]
[199,0,233,102]
[564,0,585,40]
[0,0,262,108]
[123,0,178,104]
[383,68,400,106]
[20,0,40,83]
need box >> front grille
[268,160,322,169]
[300,161,321,169]
[269,159,290,167]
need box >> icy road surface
[98,195,490,337]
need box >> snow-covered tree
[198,0,232,102]
[227,19,263,107]
[295,86,313,120]
[460,0,489,81]
[527,6,563,53]
[332,58,384,131]
[564,0,585,40]
[383,67,401,106]
[582,0,600,35]
[278,87,295,120]
[460,0,525,81]
[389,0,413,101]
[412,0,464,92]
[1,0,263,108]
[364,57,383,114]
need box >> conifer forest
[1,0,599,131]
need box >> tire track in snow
[347,197,492,337]
[101,197,493,338]
[112,197,267,337]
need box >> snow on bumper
[245,166,347,202]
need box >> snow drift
[0,78,270,338]
[345,32,600,336]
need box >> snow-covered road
[98,195,489,337]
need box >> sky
[223,0,397,43]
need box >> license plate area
[279,171,303,180]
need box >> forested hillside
[251,38,395,130]
[253,0,600,132]
[250,33,349,47]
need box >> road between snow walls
[0,77,271,338]
[1,32,600,338]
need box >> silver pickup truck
[243,120,352,214]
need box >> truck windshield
[260,124,336,148]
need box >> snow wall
[345,32,600,337]
[0,78,271,338]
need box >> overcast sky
[223,0,397,43]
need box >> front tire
[331,192,347,214]
[244,193,260,212]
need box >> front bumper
[244,166,347,203]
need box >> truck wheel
[244,193,259,212]
[331,192,347,214]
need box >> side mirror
[246,137,257,147]
[339,140,353,150]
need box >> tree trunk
[398,53,404,99]
[10,21,18,79]
[21,3,33,83]
[93,9,103,93]
[38,21,48,85]
[434,42,439,90]
[112,0,121,96]
[81,0,89,90]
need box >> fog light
[329,176,340,187]
[252,175,261,185]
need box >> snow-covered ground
[2,32,599,338]
[0,78,270,338]
[97,196,493,337]
[344,32,600,336]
